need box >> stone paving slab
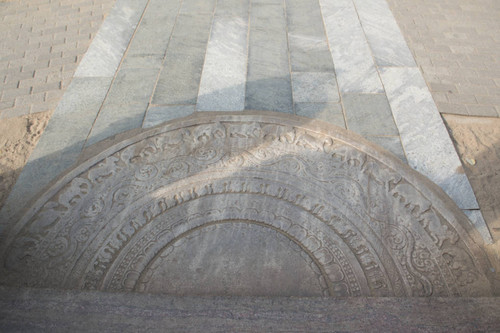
[126,0,181,57]
[380,67,479,210]
[143,105,195,128]
[342,93,398,136]
[245,3,292,112]
[320,0,384,94]
[353,0,416,67]
[287,0,335,73]
[197,16,248,111]
[74,0,148,78]
[0,0,491,242]
[152,12,214,105]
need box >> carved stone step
[0,112,495,296]
[1,286,499,331]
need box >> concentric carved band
[0,112,493,296]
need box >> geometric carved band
[0,112,494,296]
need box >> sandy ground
[443,115,500,243]
[0,111,52,209]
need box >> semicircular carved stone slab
[0,112,494,296]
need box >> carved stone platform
[0,112,495,296]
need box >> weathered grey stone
[2,287,500,332]
[366,136,407,162]
[353,0,416,67]
[84,68,159,146]
[179,0,216,14]
[103,68,159,106]
[197,17,248,111]
[143,105,195,128]
[152,13,214,105]
[126,0,182,56]
[295,103,345,128]
[245,4,292,112]
[380,67,480,210]
[245,77,294,113]
[215,0,249,17]
[86,103,147,147]
[141,223,325,296]
[120,54,164,69]
[320,0,383,93]
[464,210,493,244]
[286,0,335,72]
[74,0,149,77]
[0,113,493,297]
[343,93,399,136]
[288,35,336,73]
[292,72,339,103]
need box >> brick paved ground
[387,0,500,117]
[0,0,115,119]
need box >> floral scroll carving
[0,112,493,296]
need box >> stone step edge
[1,286,499,331]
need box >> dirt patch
[0,111,52,209]
[443,114,500,243]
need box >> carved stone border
[0,111,494,296]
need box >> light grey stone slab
[216,0,249,17]
[295,103,345,128]
[286,0,335,72]
[353,0,416,67]
[86,103,147,147]
[288,35,335,73]
[464,210,493,244]
[126,0,182,56]
[252,0,282,3]
[0,77,112,222]
[379,67,479,210]
[103,68,159,106]
[180,0,217,14]
[197,17,248,111]
[245,77,294,113]
[120,54,163,69]
[74,0,149,77]
[143,105,195,128]
[343,93,399,136]
[245,4,292,112]
[292,72,339,103]
[86,68,159,146]
[152,13,214,105]
[366,136,407,162]
[30,77,113,158]
[319,0,383,93]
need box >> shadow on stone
[0,111,495,297]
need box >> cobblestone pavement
[387,0,500,117]
[0,0,115,119]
